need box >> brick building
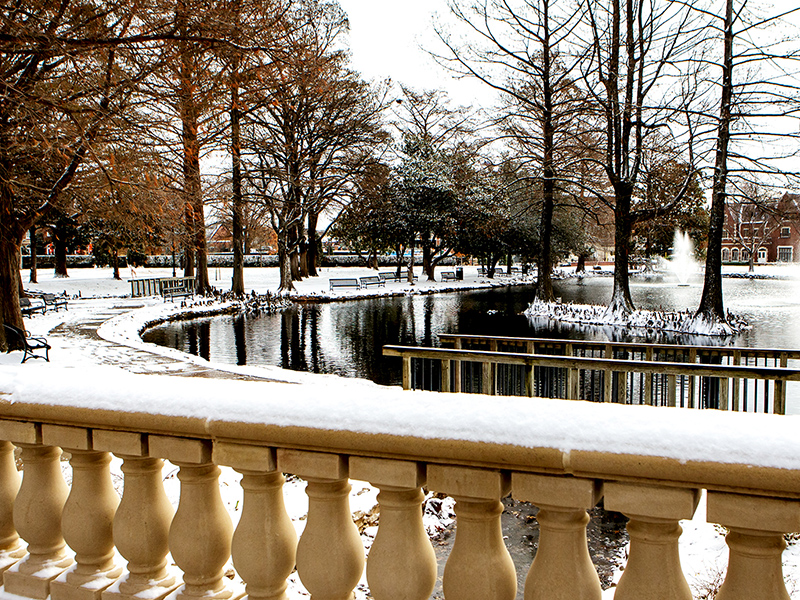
[721,193,800,264]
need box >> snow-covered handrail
[0,366,799,600]
[384,344,799,414]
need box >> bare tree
[242,0,388,292]
[694,0,800,327]
[0,0,172,345]
[436,0,588,300]
[576,0,705,316]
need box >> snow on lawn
[4,265,800,598]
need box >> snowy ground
[2,263,800,599]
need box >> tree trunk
[178,0,208,295]
[395,244,404,277]
[696,0,732,325]
[29,226,37,284]
[54,234,68,278]
[0,239,24,348]
[230,0,245,297]
[306,212,320,277]
[576,253,586,273]
[230,79,245,295]
[112,250,121,280]
[407,244,415,284]
[607,189,635,316]
[277,246,295,293]
[422,238,434,281]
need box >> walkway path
[42,298,265,380]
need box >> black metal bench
[19,297,46,316]
[378,272,399,282]
[3,323,50,363]
[359,276,385,288]
[441,271,457,282]
[330,278,361,291]
[40,293,68,311]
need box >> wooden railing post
[427,465,516,600]
[94,431,177,600]
[350,457,436,600]
[151,436,235,600]
[0,439,25,574]
[214,443,297,600]
[605,483,700,600]
[43,425,121,600]
[512,474,602,600]
[6,441,73,599]
[453,338,462,393]
[279,449,364,600]
[707,492,800,600]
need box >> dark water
[142,275,800,387]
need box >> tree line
[1,0,799,351]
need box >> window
[742,250,750,261]
[758,248,767,263]
[778,247,793,262]
[781,227,791,238]
[732,248,739,262]
[722,248,730,262]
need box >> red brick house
[721,193,800,264]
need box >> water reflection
[142,276,800,387]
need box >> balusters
[279,449,363,600]
[0,439,25,574]
[427,465,516,600]
[94,431,178,600]
[41,425,121,600]
[349,457,436,600]
[150,436,235,600]
[6,439,73,599]
[605,483,699,600]
[214,442,297,600]
[707,492,800,600]
[512,474,602,600]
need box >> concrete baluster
[41,426,122,600]
[150,436,235,600]
[708,492,800,600]
[6,442,73,599]
[214,443,297,600]
[350,457,436,600]
[0,439,26,574]
[605,483,700,600]
[94,431,177,600]
[427,465,516,600]
[512,474,602,600]
[278,449,363,600]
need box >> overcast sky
[336,0,497,107]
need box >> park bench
[441,271,457,282]
[378,272,399,282]
[359,276,385,288]
[329,278,361,291]
[35,293,68,312]
[19,297,46,316]
[2,323,50,363]
[161,279,194,301]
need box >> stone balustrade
[1,367,800,600]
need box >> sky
[335,0,498,107]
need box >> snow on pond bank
[525,299,746,336]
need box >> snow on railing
[1,365,800,600]
[385,338,800,414]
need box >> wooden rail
[382,343,800,414]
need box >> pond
[142,275,800,387]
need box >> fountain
[670,230,697,286]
